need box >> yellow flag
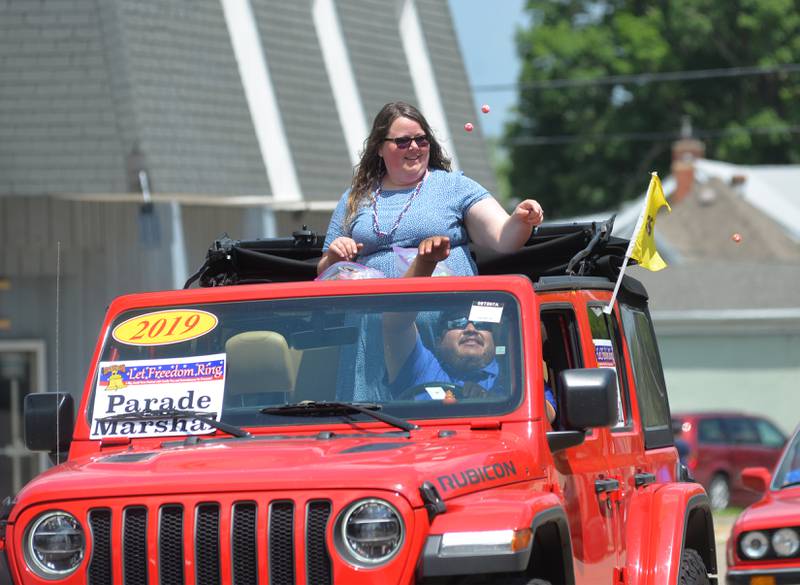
[631,172,672,271]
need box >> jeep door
[606,300,681,579]
[584,301,637,578]
[541,302,619,582]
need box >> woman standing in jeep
[317,101,544,277]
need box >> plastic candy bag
[315,261,386,281]
[393,246,456,277]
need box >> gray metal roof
[116,0,270,196]
[635,261,800,312]
[0,0,128,195]
[253,0,353,201]
[570,159,800,313]
[657,178,800,264]
[0,0,496,201]
[695,159,800,242]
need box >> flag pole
[602,173,655,314]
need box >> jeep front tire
[679,548,710,585]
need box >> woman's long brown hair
[344,101,452,230]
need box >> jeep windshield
[90,291,522,437]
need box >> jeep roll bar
[184,217,631,289]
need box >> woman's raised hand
[326,236,363,262]
[512,199,544,226]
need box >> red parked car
[726,425,800,584]
[672,412,787,510]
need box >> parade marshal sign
[90,353,226,439]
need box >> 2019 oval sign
[112,309,218,346]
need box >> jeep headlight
[25,511,85,578]
[772,528,800,557]
[740,530,769,560]
[336,499,404,566]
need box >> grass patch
[713,506,743,519]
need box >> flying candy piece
[481,104,491,114]
[464,122,474,132]
[731,233,742,243]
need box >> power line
[509,124,800,146]
[475,63,800,93]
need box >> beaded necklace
[371,171,427,238]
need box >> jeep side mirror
[559,368,617,430]
[24,392,74,459]
[741,467,771,493]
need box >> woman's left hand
[512,199,544,226]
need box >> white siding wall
[658,331,800,435]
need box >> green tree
[506,0,800,218]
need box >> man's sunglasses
[445,317,495,332]
[384,135,430,149]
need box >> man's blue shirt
[388,336,499,399]
[388,336,556,412]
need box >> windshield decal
[90,354,226,439]
[467,301,504,324]
[112,309,218,346]
[593,339,615,368]
[593,339,625,427]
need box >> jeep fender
[624,483,716,585]
[421,488,575,583]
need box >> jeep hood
[14,430,541,513]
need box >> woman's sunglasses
[384,135,430,149]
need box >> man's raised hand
[417,235,450,264]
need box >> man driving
[382,236,556,421]
[385,307,502,399]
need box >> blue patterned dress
[322,169,492,401]
[323,169,490,277]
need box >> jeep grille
[86,499,332,585]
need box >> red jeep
[0,221,717,584]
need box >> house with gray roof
[607,138,800,435]
[0,0,496,498]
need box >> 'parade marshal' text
[90,354,226,439]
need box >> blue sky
[448,0,530,138]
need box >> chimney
[671,116,705,204]
[730,174,747,197]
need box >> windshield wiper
[781,480,800,489]
[261,401,417,432]
[98,409,251,438]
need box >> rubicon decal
[436,460,518,493]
